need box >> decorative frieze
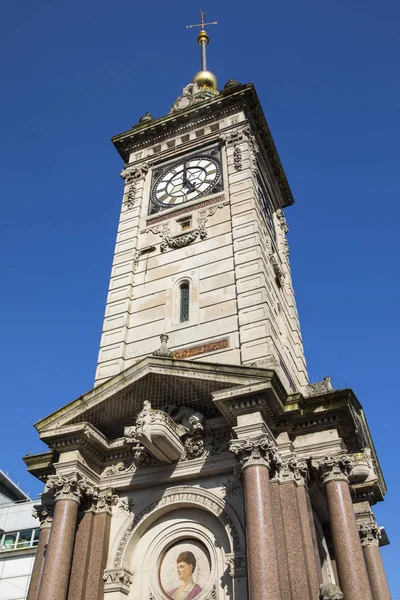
[32,504,54,528]
[275,209,289,234]
[103,568,133,595]
[173,337,229,360]
[271,454,309,486]
[229,436,278,470]
[358,521,381,548]
[312,454,353,484]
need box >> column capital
[358,521,381,548]
[271,454,309,486]
[230,435,278,470]
[44,471,95,504]
[312,453,353,484]
[32,503,54,528]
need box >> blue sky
[1,0,399,593]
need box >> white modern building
[0,470,39,600]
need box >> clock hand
[183,160,188,185]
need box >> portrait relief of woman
[159,540,210,600]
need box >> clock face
[151,155,221,209]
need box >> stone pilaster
[27,505,54,600]
[313,454,373,600]
[37,472,91,600]
[230,435,281,600]
[358,521,391,600]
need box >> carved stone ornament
[221,478,241,499]
[270,252,285,287]
[103,568,133,595]
[138,111,154,123]
[319,582,344,600]
[271,454,309,486]
[160,221,207,252]
[32,504,54,528]
[93,488,118,514]
[275,209,289,234]
[312,454,353,485]
[118,496,135,516]
[229,436,278,470]
[225,554,247,577]
[152,333,173,358]
[170,82,218,114]
[120,163,149,209]
[306,376,333,397]
[358,521,381,547]
[44,472,94,504]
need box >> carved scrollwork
[92,488,118,514]
[229,436,278,470]
[271,454,309,486]
[312,454,353,484]
[103,568,133,595]
[276,209,289,234]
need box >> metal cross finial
[186,11,218,31]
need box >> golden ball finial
[197,29,209,46]
[192,70,218,91]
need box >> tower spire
[186,11,218,92]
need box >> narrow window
[180,282,190,322]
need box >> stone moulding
[112,486,244,568]
[160,221,207,252]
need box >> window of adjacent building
[179,282,190,322]
[0,528,40,552]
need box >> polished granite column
[271,454,321,599]
[231,436,281,600]
[27,505,53,600]
[359,520,391,600]
[314,455,373,600]
[85,490,114,600]
[37,473,87,600]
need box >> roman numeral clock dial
[150,152,222,213]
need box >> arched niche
[107,486,247,600]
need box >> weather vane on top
[186,11,218,71]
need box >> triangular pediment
[36,356,272,440]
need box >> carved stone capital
[225,553,247,577]
[120,163,149,183]
[92,488,118,514]
[32,504,54,528]
[103,568,133,595]
[271,454,309,486]
[44,472,94,504]
[358,521,381,547]
[312,454,353,485]
[230,436,278,470]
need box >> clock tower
[25,16,391,600]
[95,26,308,396]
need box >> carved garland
[120,163,149,209]
[113,488,242,568]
